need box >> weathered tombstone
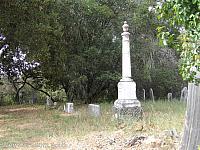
[53,102,57,106]
[64,103,74,113]
[143,89,146,101]
[88,104,100,117]
[113,21,142,119]
[180,87,188,102]
[46,96,53,106]
[149,88,154,102]
[167,93,172,101]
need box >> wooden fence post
[180,83,200,150]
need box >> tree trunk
[180,83,200,150]
[14,81,26,104]
[25,82,55,102]
[15,90,20,104]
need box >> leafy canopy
[156,0,200,83]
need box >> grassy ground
[0,100,186,149]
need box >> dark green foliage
[0,0,183,103]
[150,68,182,98]
[156,0,200,83]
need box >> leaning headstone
[143,89,146,101]
[53,102,57,106]
[88,104,100,117]
[46,96,53,106]
[167,93,173,101]
[180,87,188,102]
[64,103,74,113]
[150,88,154,102]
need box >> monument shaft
[122,31,131,79]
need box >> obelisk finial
[122,21,129,32]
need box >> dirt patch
[59,112,78,117]
[0,106,39,116]
[0,129,10,138]
[15,122,40,130]
[1,130,180,150]
[8,107,38,112]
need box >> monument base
[113,99,142,119]
[113,80,142,119]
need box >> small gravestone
[150,88,154,102]
[167,93,173,101]
[53,102,57,106]
[88,104,100,117]
[64,103,74,113]
[180,87,188,102]
[46,96,53,106]
[143,89,146,101]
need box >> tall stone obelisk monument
[114,21,141,117]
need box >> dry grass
[0,101,186,149]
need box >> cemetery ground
[0,101,185,150]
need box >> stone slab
[88,104,100,117]
[64,103,74,113]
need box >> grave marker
[150,88,154,102]
[64,103,74,113]
[180,87,188,102]
[113,21,142,119]
[143,89,146,101]
[167,93,172,101]
[88,104,100,117]
[46,96,53,106]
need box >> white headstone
[88,104,100,117]
[64,103,74,113]
[180,87,188,102]
[143,89,146,101]
[53,102,57,106]
[46,96,53,106]
[150,88,154,102]
[167,93,172,101]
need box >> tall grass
[0,100,186,149]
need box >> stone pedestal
[114,81,142,119]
